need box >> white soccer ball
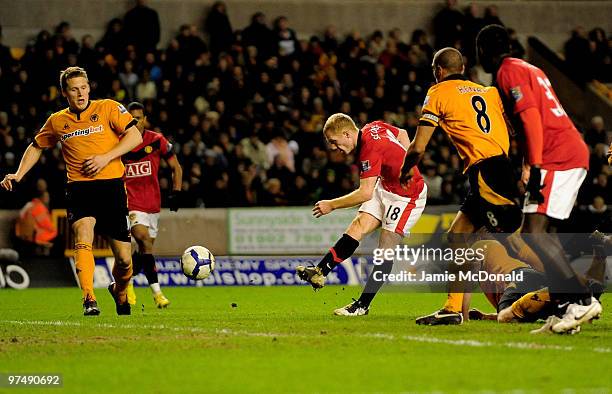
[181,246,215,280]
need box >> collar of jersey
[354,129,362,158]
[440,73,468,82]
[68,100,92,120]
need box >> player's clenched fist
[313,200,334,218]
[399,166,415,187]
[1,174,20,191]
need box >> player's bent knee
[135,237,153,253]
[346,217,367,241]
[116,253,132,268]
[346,213,380,241]
[72,219,95,243]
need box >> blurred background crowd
[0,0,609,232]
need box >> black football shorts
[66,178,130,242]
[461,155,523,233]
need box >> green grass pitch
[0,286,610,393]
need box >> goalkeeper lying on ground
[466,232,607,327]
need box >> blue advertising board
[87,256,370,288]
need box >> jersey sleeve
[497,67,537,114]
[106,100,137,135]
[33,116,58,148]
[358,135,382,179]
[159,134,174,159]
[419,86,442,127]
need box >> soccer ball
[181,246,215,280]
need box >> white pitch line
[1,320,610,353]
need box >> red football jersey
[496,57,589,170]
[123,130,174,213]
[358,121,425,198]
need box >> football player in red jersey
[296,113,427,316]
[476,25,602,333]
[123,102,183,308]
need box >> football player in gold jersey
[1,67,143,316]
[400,48,523,325]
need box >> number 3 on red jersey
[536,76,566,118]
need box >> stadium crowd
[0,1,609,232]
[564,25,611,84]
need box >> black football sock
[317,234,360,276]
[132,253,144,275]
[358,260,393,308]
[141,254,159,285]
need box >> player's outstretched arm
[400,124,435,184]
[313,176,377,218]
[83,125,143,177]
[1,143,43,191]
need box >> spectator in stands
[585,115,609,147]
[119,60,139,100]
[564,26,594,82]
[78,34,98,71]
[433,0,465,49]
[274,16,300,58]
[97,18,126,58]
[54,21,79,55]
[287,175,311,206]
[508,28,525,59]
[176,24,208,68]
[241,132,270,170]
[422,164,443,203]
[124,0,160,54]
[586,195,610,230]
[482,5,503,27]
[0,25,14,72]
[14,190,57,256]
[136,70,157,100]
[242,12,275,61]
[322,25,339,53]
[410,29,434,62]
[205,1,234,57]
[589,27,611,82]
[463,3,483,63]
[260,178,288,206]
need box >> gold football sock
[75,242,96,302]
[443,292,464,313]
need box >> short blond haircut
[59,66,88,91]
[323,113,358,136]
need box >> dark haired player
[401,47,524,325]
[124,102,183,308]
[1,66,142,315]
[476,25,602,334]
